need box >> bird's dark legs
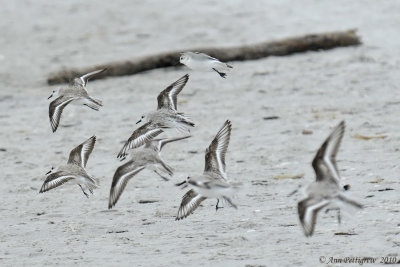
[223,196,238,209]
[154,170,170,181]
[216,198,237,210]
[216,199,223,211]
[79,184,89,198]
[325,207,341,224]
[212,68,227,78]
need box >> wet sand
[0,1,399,266]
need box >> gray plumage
[176,120,236,220]
[109,136,190,209]
[298,121,363,237]
[48,68,106,132]
[117,74,194,158]
[39,136,98,197]
[180,52,233,78]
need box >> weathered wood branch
[47,29,361,85]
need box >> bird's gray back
[60,164,90,177]
[306,180,340,199]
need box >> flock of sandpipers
[40,52,363,237]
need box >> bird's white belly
[71,175,90,185]
[191,184,233,199]
[185,60,213,71]
[72,98,86,106]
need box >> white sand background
[1,0,399,266]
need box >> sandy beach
[1,1,399,266]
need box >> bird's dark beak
[136,119,142,124]
[45,166,54,175]
[175,180,186,187]
[47,93,53,99]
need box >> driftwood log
[47,29,361,85]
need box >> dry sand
[1,0,399,266]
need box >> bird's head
[179,53,189,64]
[45,166,54,175]
[47,90,56,99]
[136,114,147,124]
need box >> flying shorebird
[48,68,106,132]
[39,136,98,197]
[175,120,237,221]
[117,74,194,158]
[109,136,190,209]
[179,52,233,78]
[297,121,363,237]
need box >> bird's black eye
[141,116,144,119]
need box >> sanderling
[39,136,98,197]
[180,52,233,78]
[297,121,363,237]
[48,68,106,132]
[109,136,190,209]
[176,120,237,220]
[117,74,194,158]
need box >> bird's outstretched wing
[204,120,232,180]
[39,171,76,193]
[49,95,77,132]
[157,74,189,111]
[67,136,96,168]
[117,122,164,158]
[78,68,107,88]
[108,162,146,209]
[312,121,345,184]
[175,189,207,220]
